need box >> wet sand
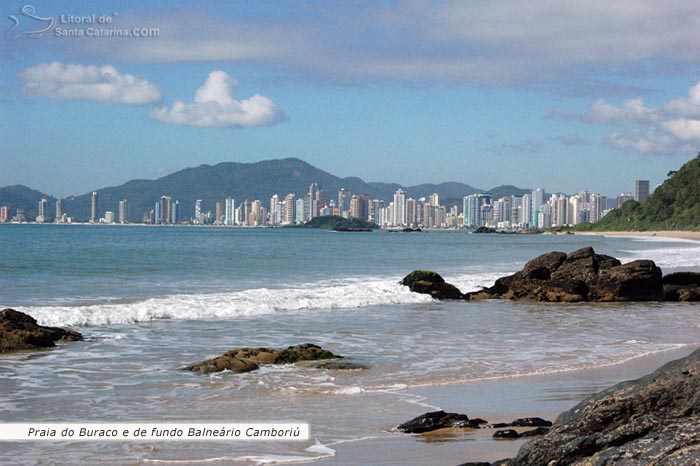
[577,230,700,241]
[323,345,698,465]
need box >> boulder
[464,247,664,303]
[185,343,340,375]
[493,429,520,439]
[497,347,700,465]
[663,272,700,301]
[510,417,552,427]
[519,427,550,437]
[397,410,476,433]
[400,270,465,300]
[0,308,83,353]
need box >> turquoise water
[1,225,699,464]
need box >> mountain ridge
[0,157,530,221]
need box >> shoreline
[577,230,700,241]
[325,345,699,465]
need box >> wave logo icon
[6,5,55,41]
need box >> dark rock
[400,270,465,300]
[664,284,700,302]
[397,410,472,434]
[519,427,550,437]
[663,272,700,301]
[185,343,340,374]
[465,247,664,303]
[314,361,369,370]
[591,259,663,301]
[457,463,493,466]
[474,226,496,234]
[662,271,700,286]
[0,308,83,353]
[493,429,520,439]
[470,418,488,426]
[510,417,552,427]
[501,347,700,466]
[485,423,510,429]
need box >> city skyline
[2,2,700,199]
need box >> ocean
[1,224,699,464]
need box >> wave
[618,245,700,268]
[18,277,436,328]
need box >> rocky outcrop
[478,348,700,466]
[663,272,700,302]
[0,308,83,353]
[400,270,464,300]
[185,343,340,374]
[474,247,664,302]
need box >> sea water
[1,225,699,464]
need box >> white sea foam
[618,245,700,268]
[19,278,436,327]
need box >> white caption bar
[0,423,309,441]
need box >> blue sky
[2,0,700,197]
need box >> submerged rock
[0,308,83,353]
[397,410,477,433]
[185,343,340,374]
[488,347,700,465]
[313,361,369,370]
[493,429,520,439]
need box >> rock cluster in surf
[184,343,344,374]
[402,247,700,302]
[0,308,83,353]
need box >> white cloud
[20,62,161,104]
[560,81,700,155]
[66,1,700,87]
[585,98,659,124]
[149,71,286,129]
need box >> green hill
[585,154,700,231]
[0,185,56,220]
[1,158,530,222]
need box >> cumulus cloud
[149,71,286,129]
[20,62,161,104]
[560,81,700,155]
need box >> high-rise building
[338,188,351,217]
[224,197,235,226]
[171,200,180,224]
[118,199,128,224]
[392,189,406,226]
[428,193,439,207]
[215,201,223,225]
[635,180,650,203]
[283,193,296,225]
[405,197,417,226]
[532,188,545,211]
[91,191,99,223]
[0,205,9,223]
[617,192,634,208]
[521,194,532,228]
[307,183,318,221]
[158,196,172,224]
[270,194,281,226]
[104,211,115,224]
[463,193,491,227]
[295,198,305,224]
[195,200,204,224]
[36,198,50,223]
[55,199,63,222]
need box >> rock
[314,361,369,370]
[397,410,475,434]
[0,308,83,353]
[663,272,700,301]
[470,418,488,426]
[519,427,550,437]
[464,247,664,303]
[485,423,510,429]
[493,429,520,439]
[510,417,552,427]
[185,343,340,374]
[591,259,663,301]
[499,347,700,465]
[400,270,465,300]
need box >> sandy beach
[326,345,699,465]
[577,230,700,241]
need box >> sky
[1,0,700,198]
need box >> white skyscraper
[118,199,128,224]
[392,189,406,226]
[224,197,235,226]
